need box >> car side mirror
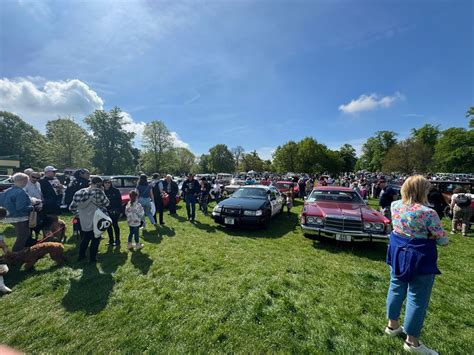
[304,196,307,201]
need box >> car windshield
[277,183,291,189]
[232,188,267,199]
[437,183,472,194]
[307,190,363,203]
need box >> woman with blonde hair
[384,175,448,354]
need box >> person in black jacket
[39,166,64,216]
[152,173,165,225]
[163,174,179,215]
[64,169,90,207]
[427,186,445,219]
[103,178,122,246]
[181,173,200,222]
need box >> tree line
[0,107,472,175]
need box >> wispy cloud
[339,92,404,114]
[184,93,201,105]
[170,131,190,149]
[402,113,424,118]
[255,147,275,161]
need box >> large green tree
[141,120,173,173]
[194,154,211,173]
[466,106,474,128]
[358,131,398,171]
[0,111,47,170]
[239,151,264,172]
[272,141,299,173]
[172,147,196,174]
[231,146,245,170]
[45,117,92,169]
[208,144,235,173]
[434,128,474,172]
[410,124,441,148]
[337,144,358,172]
[382,139,433,174]
[84,107,135,174]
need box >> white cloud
[120,111,146,137]
[0,77,104,128]
[256,147,275,161]
[339,92,404,114]
[170,131,190,149]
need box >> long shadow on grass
[307,235,387,261]
[61,245,127,314]
[141,229,163,244]
[131,249,153,274]
[217,211,300,239]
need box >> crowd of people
[0,166,472,354]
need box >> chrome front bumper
[301,224,389,242]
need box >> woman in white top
[450,187,472,237]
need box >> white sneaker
[404,341,438,354]
[127,242,134,250]
[0,276,12,294]
[385,326,404,336]
[135,243,144,250]
[450,230,455,235]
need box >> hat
[91,176,103,185]
[44,166,58,173]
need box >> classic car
[0,177,14,192]
[275,181,299,195]
[300,186,391,242]
[212,185,284,227]
[431,180,474,223]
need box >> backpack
[455,194,472,208]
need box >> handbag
[93,209,112,238]
[28,211,38,228]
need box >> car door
[269,191,279,216]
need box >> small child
[125,190,145,250]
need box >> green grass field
[1,199,473,353]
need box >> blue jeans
[185,194,196,219]
[128,226,140,243]
[138,197,156,226]
[386,271,435,337]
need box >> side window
[123,178,138,188]
[270,191,276,200]
[111,178,122,188]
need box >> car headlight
[364,222,373,230]
[306,216,315,224]
[373,223,384,231]
[306,216,323,225]
[315,217,324,224]
[213,206,222,213]
[243,210,256,216]
[255,210,263,216]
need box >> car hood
[304,201,384,222]
[218,197,266,210]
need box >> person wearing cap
[24,171,43,201]
[163,174,179,215]
[181,173,200,222]
[39,166,63,216]
[379,178,397,220]
[69,176,109,262]
[64,169,90,207]
[151,174,165,225]
[103,178,122,246]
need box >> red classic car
[276,181,299,194]
[300,186,390,242]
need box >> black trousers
[168,196,177,214]
[154,199,164,224]
[107,215,120,244]
[79,230,100,262]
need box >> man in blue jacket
[2,173,39,251]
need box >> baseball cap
[44,166,58,173]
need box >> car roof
[313,186,354,192]
[239,185,271,190]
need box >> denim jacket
[386,231,441,282]
[2,186,33,218]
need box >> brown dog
[4,242,65,270]
[42,216,67,243]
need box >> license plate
[336,234,351,242]
[224,217,235,225]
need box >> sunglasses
[31,176,40,179]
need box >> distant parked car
[300,186,391,242]
[0,177,14,192]
[431,180,474,224]
[212,185,284,227]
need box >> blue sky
[0,0,472,159]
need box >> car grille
[222,207,242,216]
[325,216,362,232]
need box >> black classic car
[212,185,284,227]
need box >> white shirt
[24,180,43,200]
